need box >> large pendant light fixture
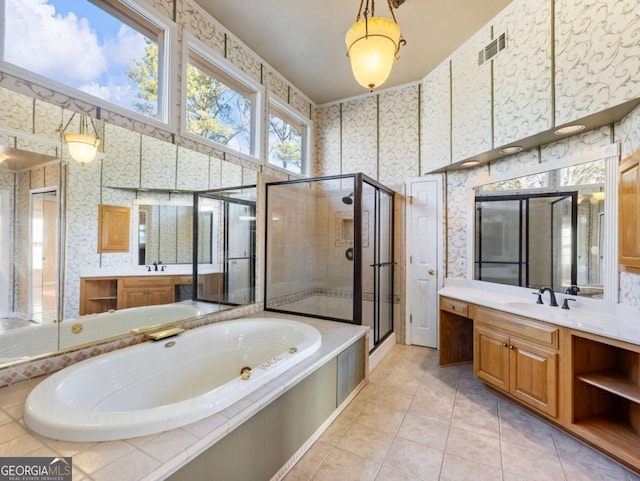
[60,112,101,164]
[345,0,406,91]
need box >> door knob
[428,269,436,276]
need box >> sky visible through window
[4,0,158,117]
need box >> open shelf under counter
[570,416,640,468]
[576,371,640,404]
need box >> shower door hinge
[410,314,413,324]
[409,255,413,264]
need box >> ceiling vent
[478,33,507,65]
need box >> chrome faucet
[539,287,558,307]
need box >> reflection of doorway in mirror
[0,190,9,318]
[138,211,147,265]
[30,189,58,324]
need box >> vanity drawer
[440,297,469,317]
[475,306,559,349]
[120,276,173,288]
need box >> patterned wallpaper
[421,62,451,173]
[555,0,640,126]
[493,0,552,147]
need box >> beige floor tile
[319,418,351,445]
[407,394,454,423]
[501,440,566,480]
[396,413,449,451]
[451,402,500,438]
[440,452,503,481]
[415,382,457,405]
[73,440,134,474]
[0,421,26,444]
[367,385,415,413]
[383,436,443,481]
[39,438,96,457]
[354,402,406,434]
[561,458,630,481]
[445,426,502,469]
[502,472,532,481]
[283,473,307,481]
[337,422,395,464]
[339,397,369,423]
[374,464,423,481]
[287,441,332,479]
[0,408,13,425]
[498,400,556,455]
[0,432,45,456]
[551,428,627,474]
[311,447,380,481]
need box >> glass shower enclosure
[265,173,395,352]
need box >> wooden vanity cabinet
[117,276,174,309]
[439,296,474,366]
[619,151,640,271]
[474,306,559,417]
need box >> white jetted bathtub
[24,318,322,442]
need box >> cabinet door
[119,289,149,309]
[493,0,552,147]
[451,26,493,163]
[555,0,640,125]
[147,287,174,306]
[619,153,640,269]
[509,338,558,417]
[474,325,510,392]
[421,61,451,173]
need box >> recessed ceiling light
[461,160,480,168]
[498,146,523,154]
[554,124,585,135]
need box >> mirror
[473,158,608,299]
[0,96,261,368]
[136,201,196,265]
[194,186,257,306]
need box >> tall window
[268,102,309,175]
[2,0,167,121]
[186,49,257,156]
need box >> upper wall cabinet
[555,0,640,126]
[451,26,493,163]
[493,0,553,148]
[619,151,640,271]
[422,61,452,173]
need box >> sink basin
[503,301,551,311]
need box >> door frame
[405,174,444,347]
[29,186,60,323]
[0,189,9,317]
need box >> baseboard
[368,332,396,372]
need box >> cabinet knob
[509,345,514,349]
[501,342,507,347]
[450,305,455,310]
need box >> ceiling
[193,0,514,105]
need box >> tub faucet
[539,287,558,307]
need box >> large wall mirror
[469,143,620,302]
[0,144,261,370]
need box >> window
[2,0,168,121]
[268,101,309,175]
[185,48,258,156]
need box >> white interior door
[406,176,443,348]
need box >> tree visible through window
[3,0,164,120]
[268,109,304,174]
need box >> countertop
[80,264,221,278]
[440,278,640,345]
[0,313,367,481]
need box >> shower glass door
[377,188,394,345]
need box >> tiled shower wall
[314,89,640,314]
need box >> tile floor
[284,344,640,481]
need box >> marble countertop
[80,264,221,278]
[440,278,640,345]
[0,313,367,481]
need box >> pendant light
[60,112,101,164]
[345,0,406,91]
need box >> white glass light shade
[64,133,100,163]
[345,17,401,90]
